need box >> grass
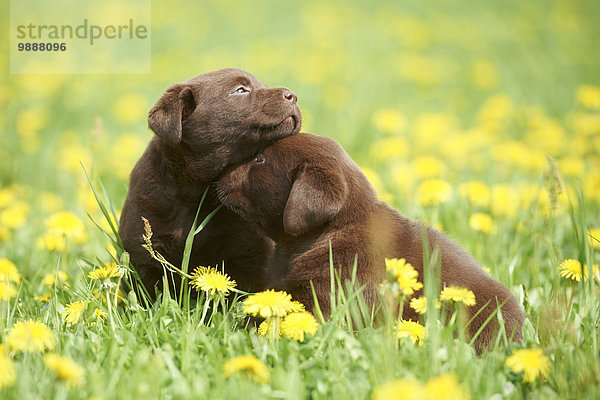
[1,0,600,398]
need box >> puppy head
[217,134,354,239]
[148,68,302,172]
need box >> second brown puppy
[217,133,524,350]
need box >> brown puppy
[217,133,524,349]
[119,68,302,296]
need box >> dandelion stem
[566,281,576,321]
[199,297,211,327]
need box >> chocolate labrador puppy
[119,68,302,297]
[217,133,524,349]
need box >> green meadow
[1,0,599,398]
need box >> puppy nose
[284,91,297,104]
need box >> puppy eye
[232,86,250,94]
[254,153,265,163]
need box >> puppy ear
[283,164,348,236]
[148,84,196,144]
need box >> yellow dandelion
[44,211,87,244]
[43,270,69,288]
[258,319,282,339]
[385,258,423,296]
[424,373,471,400]
[558,259,588,282]
[588,228,600,250]
[94,308,107,321]
[396,319,426,345]
[43,353,85,387]
[35,292,52,303]
[0,258,21,284]
[88,262,124,280]
[223,355,270,384]
[36,232,67,252]
[189,266,236,297]
[491,184,519,218]
[416,179,452,207]
[0,345,16,390]
[468,213,496,234]
[0,226,9,241]
[557,157,585,177]
[370,137,410,161]
[62,300,87,325]
[0,188,15,209]
[440,286,476,306]
[505,348,550,383]
[6,320,56,353]
[243,290,304,318]
[0,281,17,301]
[412,156,446,179]
[372,109,406,135]
[0,202,29,230]
[371,377,424,400]
[576,84,600,110]
[410,296,428,314]
[88,308,107,328]
[281,311,319,342]
[457,180,491,208]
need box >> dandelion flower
[0,202,29,229]
[505,348,550,383]
[0,258,21,284]
[412,156,446,179]
[45,211,86,243]
[440,286,476,306]
[243,290,304,318]
[372,109,406,135]
[468,213,496,234]
[0,281,17,301]
[94,308,107,321]
[36,233,67,252]
[88,262,124,280]
[576,84,600,110]
[88,308,107,328]
[371,377,424,400]
[424,373,470,400]
[385,258,423,296]
[223,355,270,384]
[558,259,587,282]
[458,180,491,208]
[281,311,319,342]
[43,353,85,387]
[62,300,87,325]
[410,296,428,314]
[396,320,426,345]
[35,292,52,303]
[0,345,16,390]
[6,320,56,353]
[258,319,281,339]
[43,270,69,288]
[189,266,236,297]
[370,137,410,161]
[416,179,453,207]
